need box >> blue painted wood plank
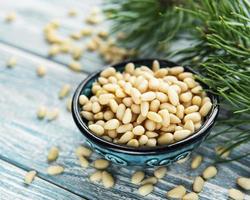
[0,42,249,199]
[0,159,84,200]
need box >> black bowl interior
[72,59,219,155]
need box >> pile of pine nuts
[80,61,213,147]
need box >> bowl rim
[72,58,219,155]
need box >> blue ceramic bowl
[72,59,219,167]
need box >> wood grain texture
[0,159,84,200]
[0,0,107,73]
[0,43,249,200]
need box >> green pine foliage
[104,0,250,161]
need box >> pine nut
[185,105,199,114]
[141,177,158,185]
[122,108,132,124]
[24,170,37,184]
[137,114,147,124]
[66,98,72,112]
[141,101,149,117]
[149,78,160,90]
[47,147,59,162]
[93,159,109,169]
[174,130,191,141]
[150,99,160,112]
[102,171,115,188]
[79,95,89,105]
[168,86,179,106]
[37,105,47,119]
[176,105,184,119]
[199,101,212,116]
[117,123,133,133]
[160,103,177,113]
[68,61,81,71]
[215,146,230,158]
[89,124,105,136]
[183,192,199,200]
[146,138,156,147]
[192,96,202,106]
[237,177,250,190]
[144,119,156,131]
[141,91,156,101]
[161,124,176,132]
[180,91,192,103]
[184,77,197,88]
[104,119,120,130]
[154,167,167,179]
[83,101,92,111]
[170,114,181,124]
[202,166,217,180]
[131,104,140,114]
[184,112,201,123]
[193,176,204,193]
[139,135,148,145]
[91,102,101,114]
[127,139,139,147]
[184,120,195,133]
[146,131,158,138]
[90,170,102,182]
[59,84,71,99]
[36,65,47,77]
[47,165,64,175]
[99,94,114,105]
[175,126,183,131]
[131,88,141,104]
[133,125,145,136]
[152,60,160,71]
[118,131,134,143]
[6,56,17,68]
[100,67,116,78]
[228,188,245,200]
[191,85,203,94]
[81,111,93,121]
[158,109,170,127]
[138,184,154,196]
[178,72,193,80]
[131,171,145,185]
[147,112,162,123]
[125,63,135,74]
[75,146,92,157]
[155,68,168,78]
[167,185,186,199]
[169,66,184,75]
[116,103,126,120]
[79,156,89,168]
[202,97,211,106]
[47,108,59,121]
[158,133,174,145]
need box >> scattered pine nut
[182,192,199,200]
[75,146,92,157]
[138,184,154,196]
[93,159,109,169]
[131,171,145,185]
[79,156,89,168]
[36,65,47,77]
[191,155,203,169]
[69,61,81,72]
[154,167,167,179]
[215,146,230,158]
[237,177,250,190]
[66,98,72,112]
[202,165,217,180]
[47,146,59,162]
[59,84,71,99]
[5,12,16,22]
[228,188,245,200]
[89,170,102,182]
[47,108,59,121]
[47,165,64,175]
[193,176,204,193]
[24,170,37,185]
[102,171,115,188]
[6,56,17,68]
[37,105,47,119]
[140,177,158,185]
[68,8,77,17]
[167,185,186,199]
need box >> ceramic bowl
[72,59,219,167]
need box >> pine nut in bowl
[72,59,219,167]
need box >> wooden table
[0,0,249,199]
